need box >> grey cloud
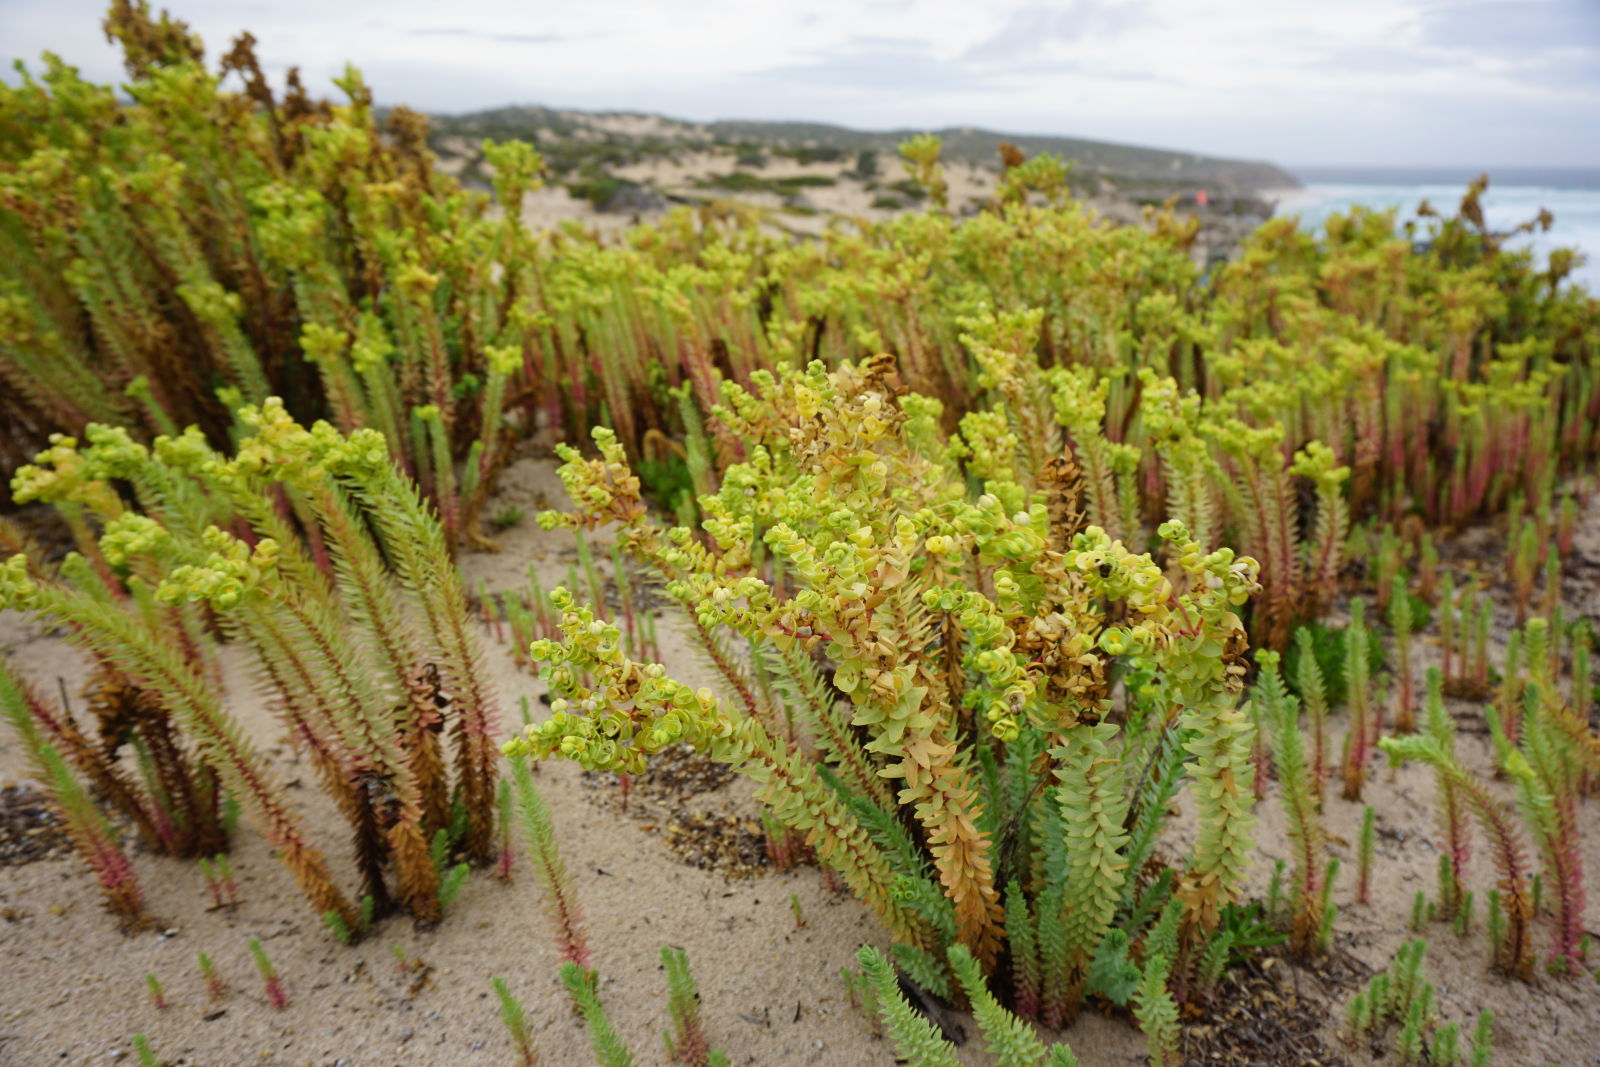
[749,35,1016,95]
[1419,0,1600,54]
[1409,0,1600,96]
[408,27,572,45]
[964,1,1151,64]
[1313,43,1448,75]
[1003,56,1177,85]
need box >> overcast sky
[4,0,1598,167]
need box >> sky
[4,0,1598,168]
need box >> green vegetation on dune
[1,6,1597,1066]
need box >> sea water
[1272,166,1600,293]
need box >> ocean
[1271,166,1600,294]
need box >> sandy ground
[2,454,1599,1066]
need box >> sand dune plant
[1379,735,1534,979]
[491,976,539,1067]
[661,945,726,1067]
[8,10,1600,569]
[2,8,1599,1064]
[1488,684,1588,973]
[509,758,590,972]
[1256,650,1326,957]
[197,952,226,1002]
[248,937,287,1010]
[144,972,167,1011]
[1341,599,1375,800]
[562,962,635,1067]
[0,406,501,933]
[0,665,149,926]
[0,629,226,865]
[1424,666,1471,920]
[1341,939,1491,1065]
[1131,900,1183,1067]
[506,357,1261,1024]
[1,9,545,541]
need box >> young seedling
[1390,574,1416,733]
[1424,666,1469,920]
[1573,627,1593,725]
[1511,518,1539,623]
[491,976,539,1066]
[1439,573,1458,682]
[323,909,356,945]
[1434,1021,1461,1067]
[562,961,634,1067]
[1417,536,1438,604]
[198,952,226,1001]
[662,945,717,1066]
[1265,858,1285,924]
[1557,493,1579,557]
[509,759,590,972]
[145,972,167,1011]
[1469,1010,1494,1067]
[199,856,228,909]
[438,862,470,911]
[1293,627,1331,797]
[248,938,287,1010]
[1259,651,1324,957]
[1317,856,1341,954]
[1132,901,1182,1067]
[1342,600,1373,800]
[1397,995,1426,1064]
[1357,805,1375,906]
[1470,590,1493,696]
[1437,853,1458,922]
[495,779,516,882]
[1345,988,1370,1040]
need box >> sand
[2,454,1598,1066]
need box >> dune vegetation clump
[2,5,1598,1066]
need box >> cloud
[748,34,1014,96]
[1419,0,1600,54]
[408,27,572,45]
[964,0,1151,63]
[1,0,1596,165]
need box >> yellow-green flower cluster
[99,514,170,567]
[510,589,726,774]
[300,322,348,365]
[0,554,40,609]
[156,529,281,611]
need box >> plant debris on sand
[0,783,74,867]
[1181,948,1367,1066]
[580,743,771,879]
